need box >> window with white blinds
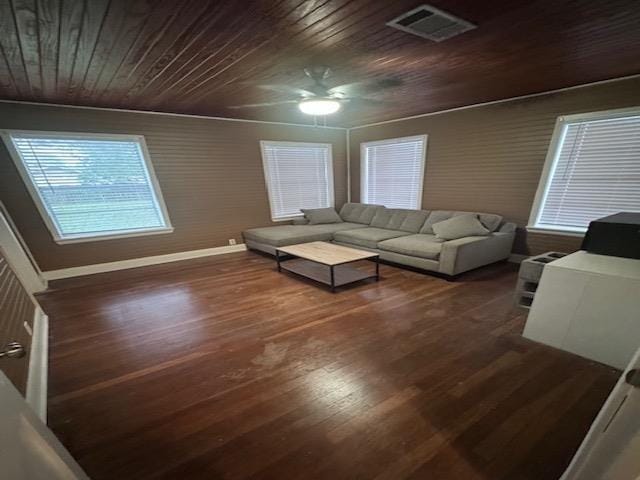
[361,135,427,209]
[260,141,334,221]
[2,131,172,243]
[529,109,640,233]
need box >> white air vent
[387,4,476,42]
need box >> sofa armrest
[438,231,515,276]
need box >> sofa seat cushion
[333,227,411,249]
[244,222,366,247]
[377,234,444,260]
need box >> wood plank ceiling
[0,0,639,127]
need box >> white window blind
[361,135,427,209]
[260,141,334,220]
[2,131,172,243]
[531,112,640,233]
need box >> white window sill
[526,226,586,238]
[54,227,174,244]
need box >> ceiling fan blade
[227,100,299,109]
[341,97,390,107]
[329,77,402,97]
[254,84,316,97]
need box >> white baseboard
[42,243,247,280]
[508,253,528,264]
[26,307,48,422]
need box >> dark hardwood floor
[37,251,619,480]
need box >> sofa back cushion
[339,203,384,224]
[399,210,431,232]
[420,210,503,234]
[301,207,342,225]
[369,209,393,228]
[370,209,430,233]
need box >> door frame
[0,205,48,420]
[0,203,46,294]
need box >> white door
[562,345,640,480]
[0,371,88,479]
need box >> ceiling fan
[229,66,401,116]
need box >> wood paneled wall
[0,103,347,271]
[0,250,34,394]
[2,77,638,269]
[349,77,640,255]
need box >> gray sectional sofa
[243,203,516,276]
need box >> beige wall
[349,77,640,255]
[0,103,347,271]
[2,77,638,271]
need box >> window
[260,141,334,221]
[528,108,640,234]
[2,131,172,243]
[361,135,427,209]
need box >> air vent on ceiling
[387,4,476,42]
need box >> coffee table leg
[375,255,380,281]
[330,265,335,293]
[276,249,281,272]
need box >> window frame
[1,129,173,244]
[527,106,640,237]
[259,140,335,222]
[360,134,428,210]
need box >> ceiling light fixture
[298,98,341,115]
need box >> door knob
[0,342,25,359]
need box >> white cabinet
[523,251,640,369]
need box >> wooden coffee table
[275,241,380,292]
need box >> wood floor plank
[36,251,620,480]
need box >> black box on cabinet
[581,212,640,259]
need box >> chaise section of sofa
[243,203,382,255]
[243,222,366,255]
[242,203,516,276]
